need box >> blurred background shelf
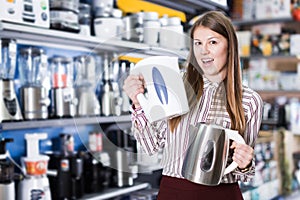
[0,115,131,130]
[0,21,188,58]
[80,182,150,200]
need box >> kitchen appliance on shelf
[49,0,80,33]
[18,133,51,200]
[119,59,134,115]
[159,16,185,50]
[142,11,160,46]
[49,56,77,118]
[105,127,138,188]
[82,131,112,194]
[0,38,23,122]
[18,47,50,120]
[293,152,300,186]
[0,0,50,28]
[94,8,124,40]
[122,12,144,42]
[99,54,122,116]
[74,54,100,116]
[0,138,15,200]
[110,55,123,116]
[47,133,84,199]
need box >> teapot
[181,123,246,186]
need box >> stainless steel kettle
[181,123,245,186]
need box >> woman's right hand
[123,74,145,108]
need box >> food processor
[0,138,15,200]
[18,133,51,200]
[48,56,78,118]
[74,55,100,116]
[18,47,51,120]
[0,38,23,122]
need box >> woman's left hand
[230,141,254,169]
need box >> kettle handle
[137,93,148,109]
[223,129,246,175]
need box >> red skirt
[157,176,244,200]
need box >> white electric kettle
[130,56,189,123]
[181,123,246,186]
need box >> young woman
[123,11,263,199]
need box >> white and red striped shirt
[131,77,263,183]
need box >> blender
[18,133,51,200]
[18,47,51,120]
[74,55,100,116]
[119,59,133,115]
[99,54,122,116]
[0,38,23,122]
[0,138,15,200]
[49,56,78,118]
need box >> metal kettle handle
[223,130,246,175]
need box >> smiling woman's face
[193,26,228,83]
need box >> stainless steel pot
[182,123,245,186]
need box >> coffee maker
[0,138,15,200]
[0,38,23,122]
[47,133,84,199]
[74,55,100,116]
[48,56,78,118]
[18,47,51,120]
[18,133,51,200]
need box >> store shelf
[80,182,150,200]
[241,54,300,60]
[0,21,188,58]
[257,90,300,100]
[0,115,131,131]
[145,0,229,16]
[242,179,280,200]
[233,17,294,26]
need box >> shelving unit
[0,20,163,200]
[144,0,229,20]
[235,16,300,102]
[0,115,131,130]
[0,20,188,132]
[233,17,294,26]
[0,21,189,58]
[235,14,300,199]
[80,182,150,200]
[257,90,300,101]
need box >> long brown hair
[169,11,246,135]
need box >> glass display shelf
[0,115,131,131]
[0,21,188,58]
[80,182,150,200]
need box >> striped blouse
[131,77,263,183]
